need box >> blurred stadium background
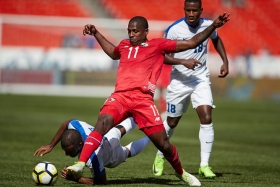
[0,0,279,101]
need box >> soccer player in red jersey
[67,13,230,186]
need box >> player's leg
[115,117,137,137]
[146,126,201,186]
[153,81,191,176]
[152,117,178,176]
[66,113,115,174]
[67,98,128,175]
[125,136,150,157]
[192,82,216,178]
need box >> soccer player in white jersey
[152,0,229,178]
[34,118,150,185]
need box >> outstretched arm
[211,36,229,77]
[83,24,119,60]
[33,120,71,157]
[164,55,202,70]
[176,12,230,52]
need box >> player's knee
[200,114,212,124]
[167,116,180,128]
[95,114,114,135]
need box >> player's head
[127,16,149,46]
[184,0,203,26]
[61,129,83,157]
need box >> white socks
[156,121,214,167]
[199,123,214,167]
[119,117,137,134]
[125,136,150,157]
[157,120,175,157]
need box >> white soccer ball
[32,161,58,185]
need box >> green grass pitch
[0,94,279,187]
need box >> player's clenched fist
[83,24,97,36]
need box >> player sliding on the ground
[34,118,150,185]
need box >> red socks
[78,131,103,162]
[163,144,183,175]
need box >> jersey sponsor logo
[155,117,161,121]
[85,142,93,145]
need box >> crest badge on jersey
[108,98,115,102]
[141,42,149,47]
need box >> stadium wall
[1,77,280,102]
[0,14,279,101]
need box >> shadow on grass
[108,177,181,185]
[215,172,242,177]
[198,172,242,183]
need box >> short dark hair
[185,0,202,7]
[129,16,149,29]
[61,129,83,148]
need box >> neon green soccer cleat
[152,154,165,176]
[175,169,201,186]
[198,165,216,178]
[66,162,85,179]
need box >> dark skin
[164,1,229,128]
[82,13,230,159]
[34,120,131,185]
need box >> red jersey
[113,38,176,96]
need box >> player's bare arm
[83,24,119,60]
[164,55,202,70]
[176,12,230,52]
[211,36,229,78]
[34,120,71,157]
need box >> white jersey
[67,120,127,180]
[165,18,217,82]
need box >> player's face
[62,142,83,157]
[184,2,203,26]
[127,21,148,46]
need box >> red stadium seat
[0,0,93,17]
[101,0,280,55]
[0,0,96,48]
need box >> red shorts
[99,90,163,132]
[141,125,164,136]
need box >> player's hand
[61,168,68,179]
[34,145,52,157]
[61,167,80,182]
[213,12,230,28]
[83,24,97,36]
[61,168,74,181]
[181,58,202,70]
[218,63,229,78]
